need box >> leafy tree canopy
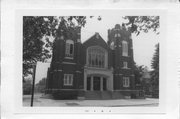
[134,63,146,85]
[123,16,159,36]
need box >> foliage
[150,43,159,89]
[23,79,32,95]
[134,64,146,86]
[23,16,54,77]
[35,77,46,93]
[36,77,46,86]
[123,16,159,35]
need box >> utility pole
[30,63,37,107]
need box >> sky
[35,16,160,84]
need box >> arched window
[87,46,107,68]
[122,41,128,56]
[65,40,74,58]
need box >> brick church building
[45,24,141,99]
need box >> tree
[37,77,46,86]
[35,77,46,93]
[23,16,55,77]
[134,64,146,87]
[123,16,159,36]
[150,43,159,97]
[23,78,32,95]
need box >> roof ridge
[82,33,96,44]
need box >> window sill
[64,57,74,59]
[64,84,73,86]
[84,65,112,71]
[123,86,130,88]
[85,65,108,69]
[122,55,130,57]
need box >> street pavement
[23,93,159,107]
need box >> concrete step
[101,91,112,99]
[85,91,102,99]
[85,91,113,99]
[112,91,124,99]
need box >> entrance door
[93,76,100,91]
[87,77,91,90]
[103,78,107,90]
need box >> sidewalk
[23,93,159,107]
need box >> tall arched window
[65,40,74,58]
[87,46,107,68]
[122,41,128,56]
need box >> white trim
[75,71,81,73]
[84,66,111,71]
[62,62,76,65]
[64,57,74,59]
[114,74,122,75]
[114,90,140,91]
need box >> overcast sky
[35,16,160,84]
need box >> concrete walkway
[23,93,159,107]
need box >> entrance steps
[85,91,126,99]
[85,91,102,99]
[101,91,112,99]
[85,91,113,100]
[111,91,124,99]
